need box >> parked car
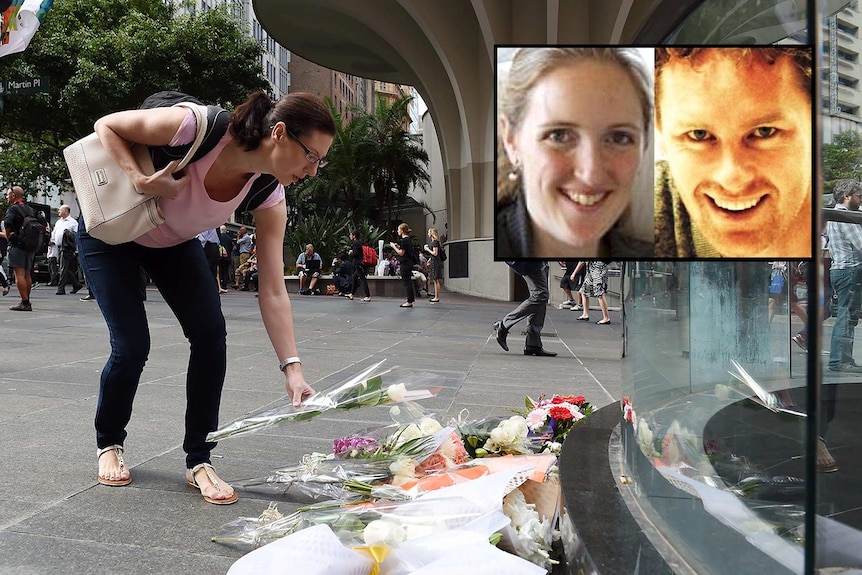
[31,254,51,284]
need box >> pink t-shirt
[135,109,284,248]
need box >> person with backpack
[76,90,335,504]
[347,230,372,302]
[2,186,47,311]
[390,223,418,308]
[52,205,84,296]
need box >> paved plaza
[0,283,623,575]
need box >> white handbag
[63,102,208,245]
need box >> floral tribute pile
[211,368,595,575]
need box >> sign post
[0,75,49,116]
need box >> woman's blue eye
[547,129,573,144]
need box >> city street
[0,284,623,574]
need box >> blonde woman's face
[501,60,645,250]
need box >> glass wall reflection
[622,262,807,573]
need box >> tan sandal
[97,445,132,486]
[186,463,238,505]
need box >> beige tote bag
[63,102,207,245]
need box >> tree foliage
[823,131,862,185]
[290,93,431,240]
[364,94,430,231]
[0,0,268,196]
[282,206,385,271]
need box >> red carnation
[549,406,574,420]
[571,396,586,406]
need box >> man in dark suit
[493,261,557,357]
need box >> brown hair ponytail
[230,90,336,151]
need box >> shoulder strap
[237,175,279,213]
[149,105,230,171]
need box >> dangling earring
[508,160,520,182]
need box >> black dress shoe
[493,321,509,352]
[524,345,557,357]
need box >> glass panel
[623,262,807,574]
[820,2,862,570]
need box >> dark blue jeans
[77,217,227,468]
[828,267,862,369]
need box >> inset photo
[654,46,813,258]
[495,46,655,260]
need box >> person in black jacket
[348,230,371,302]
[1,186,44,311]
[390,223,416,308]
[331,253,354,296]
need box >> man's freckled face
[657,53,811,257]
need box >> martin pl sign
[0,75,49,95]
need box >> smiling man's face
[657,49,811,257]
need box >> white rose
[418,417,443,435]
[395,423,423,447]
[363,519,405,546]
[387,383,407,402]
[389,457,416,478]
[490,423,516,446]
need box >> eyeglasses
[286,128,328,168]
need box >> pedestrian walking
[493,261,558,356]
[574,261,611,324]
[348,230,371,302]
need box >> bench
[283,274,405,298]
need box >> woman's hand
[283,363,314,406]
[134,160,190,199]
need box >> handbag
[63,102,208,245]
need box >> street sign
[2,76,49,95]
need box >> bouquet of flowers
[216,465,535,558]
[458,415,538,458]
[208,361,459,442]
[514,394,595,455]
[230,423,448,501]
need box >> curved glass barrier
[621,262,809,573]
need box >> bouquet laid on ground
[232,420,454,501]
[208,361,460,442]
[457,394,595,459]
[216,389,596,574]
[219,466,552,574]
[515,394,595,455]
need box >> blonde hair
[497,47,653,205]
[428,227,439,241]
[397,223,411,235]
